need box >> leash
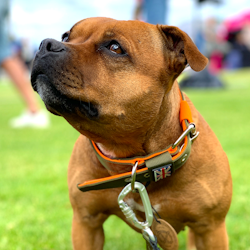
[77,89,199,192]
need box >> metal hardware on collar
[118,182,153,230]
[131,162,138,192]
[191,131,199,142]
[190,123,199,142]
[172,123,196,149]
[152,164,172,182]
[190,123,197,136]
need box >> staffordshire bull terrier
[31,17,232,250]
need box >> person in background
[134,0,167,25]
[0,0,49,128]
[225,25,250,69]
[202,18,230,74]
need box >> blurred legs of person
[1,57,50,128]
[0,0,49,128]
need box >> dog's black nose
[39,38,66,54]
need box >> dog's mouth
[31,72,64,116]
[30,70,42,92]
[31,71,99,118]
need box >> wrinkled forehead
[71,17,117,33]
[69,17,161,45]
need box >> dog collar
[78,89,198,192]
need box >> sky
[9,0,250,48]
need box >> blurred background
[1,0,250,250]
[7,0,250,73]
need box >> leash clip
[118,182,156,243]
[118,182,153,230]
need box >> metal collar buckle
[172,123,199,149]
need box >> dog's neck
[96,143,118,159]
[96,81,183,159]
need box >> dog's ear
[158,25,208,72]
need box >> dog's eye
[62,32,69,42]
[107,41,124,54]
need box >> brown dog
[31,17,232,250]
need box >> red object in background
[209,51,224,74]
[224,10,250,37]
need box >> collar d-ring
[131,161,138,192]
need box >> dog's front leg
[71,211,108,250]
[191,220,229,250]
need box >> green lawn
[0,69,250,249]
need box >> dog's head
[31,17,208,153]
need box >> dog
[31,17,232,250]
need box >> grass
[0,68,250,249]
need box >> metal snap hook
[118,182,157,246]
[117,182,153,230]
